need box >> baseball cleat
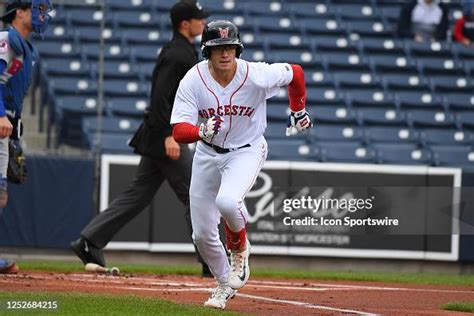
[0,259,19,274]
[71,237,106,267]
[228,239,250,289]
[204,284,236,309]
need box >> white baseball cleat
[204,284,236,309]
[228,239,251,289]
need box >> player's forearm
[173,122,201,143]
[288,64,306,112]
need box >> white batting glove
[286,109,313,136]
[199,115,224,142]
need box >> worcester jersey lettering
[171,59,293,148]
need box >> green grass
[17,260,474,286]
[442,301,474,313]
[0,291,240,315]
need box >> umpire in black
[71,0,212,277]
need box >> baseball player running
[171,20,312,309]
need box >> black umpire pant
[80,146,205,264]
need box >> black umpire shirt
[130,32,198,159]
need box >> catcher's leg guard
[0,179,7,208]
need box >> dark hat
[170,1,210,28]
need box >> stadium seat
[306,71,335,88]
[299,18,347,37]
[419,128,474,146]
[240,48,267,62]
[267,104,289,122]
[431,145,474,168]
[113,11,161,28]
[108,98,147,118]
[397,91,444,110]
[131,45,162,62]
[34,41,82,59]
[374,143,432,165]
[75,26,121,43]
[453,43,474,60]
[405,41,453,59]
[324,52,370,72]
[49,77,97,96]
[358,108,407,126]
[310,124,363,142]
[379,6,402,23]
[244,2,289,16]
[313,36,358,54]
[365,126,418,144]
[335,72,383,90]
[39,25,75,42]
[316,142,376,163]
[382,74,430,91]
[82,117,141,135]
[103,80,148,97]
[348,90,395,108]
[417,57,465,76]
[82,44,131,61]
[311,106,357,125]
[88,133,135,154]
[290,3,336,19]
[69,8,112,27]
[264,122,307,140]
[306,88,345,106]
[107,0,154,12]
[430,76,474,94]
[456,112,474,130]
[264,33,312,50]
[346,21,393,38]
[94,61,141,81]
[269,50,323,68]
[335,4,380,21]
[123,29,171,45]
[360,38,405,55]
[370,55,418,74]
[444,93,474,111]
[201,1,244,15]
[255,16,298,33]
[408,110,456,128]
[41,59,92,78]
[267,139,313,161]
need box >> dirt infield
[1,272,473,315]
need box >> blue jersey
[0,27,39,118]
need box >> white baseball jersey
[0,31,25,86]
[171,59,293,148]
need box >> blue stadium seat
[408,110,456,128]
[88,133,135,154]
[240,48,267,62]
[265,122,307,140]
[34,41,81,59]
[431,145,474,168]
[360,38,405,55]
[244,2,289,16]
[335,4,380,21]
[405,41,453,59]
[123,29,171,45]
[108,98,147,118]
[264,33,311,50]
[306,71,335,88]
[113,11,161,28]
[453,43,474,60]
[316,142,376,163]
[306,88,345,105]
[310,124,363,142]
[96,61,141,80]
[138,62,156,80]
[49,77,97,96]
[290,3,336,19]
[39,25,75,42]
[456,112,474,130]
[358,108,407,126]
[69,8,112,27]
[41,59,92,78]
[365,126,418,144]
[324,52,370,71]
[379,6,402,23]
[299,18,346,37]
[82,44,131,62]
[382,74,430,91]
[397,91,444,110]
[374,143,431,165]
[417,57,465,76]
[370,55,418,74]
[346,21,393,38]
[107,0,154,11]
[131,45,162,62]
[335,72,383,90]
[267,139,313,161]
[255,16,298,33]
[444,93,474,111]
[267,104,288,122]
[314,36,358,54]
[82,117,141,135]
[75,26,121,43]
[430,76,474,93]
[103,80,148,97]
[200,0,244,15]
[311,106,357,125]
[419,129,474,146]
[348,90,395,108]
[269,50,322,68]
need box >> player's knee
[215,194,240,218]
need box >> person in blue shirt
[0,0,53,274]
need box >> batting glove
[286,109,313,136]
[199,115,224,142]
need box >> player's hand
[0,116,13,139]
[286,109,313,136]
[199,115,224,142]
[164,136,180,160]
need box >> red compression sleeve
[453,18,467,42]
[288,64,306,112]
[172,122,201,143]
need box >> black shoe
[70,237,106,267]
[202,264,213,278]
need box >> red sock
[224,222,246,251]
